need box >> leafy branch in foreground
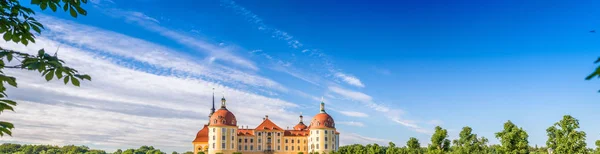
[586,57,600,92]
[0,0,90,137]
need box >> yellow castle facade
[192,94,339,154]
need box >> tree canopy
[427,126,451,154]
[495,120,529,154]
[452,126,488,154]
[546,115,587,154]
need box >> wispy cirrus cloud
[0,15,302,152]
[337,111,369,118]
[338,121,366,127]
[220,0,365,89]
[334,72,365,88]
[339,131,391,146]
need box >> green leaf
[55,69,63,79]
[45,70,54,81]
[64,76,69,84]
[595,57,600,63]
[69,7,78,18]
[21,38,28,46]
[49,3,57,12]
[3,32,12,41]
[11,34,20,43]
[0,121,15,129]
[75,6,87,16]
[63,3,69,11]
[40,3,48,10]
[38,49,45,57]
[0,100,17,106]
[7,53,13,62]
[0,103,14,111]
[31,25,41,34]
[71,76,80,86]
[31,0,41,4]
[6,77,16,87]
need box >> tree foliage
[452,126,488,154]
[428,126,451,154]
[495,120,529,154]
[0,0,91,136]
[546,115,587,154]
[586,57,600,92]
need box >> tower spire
[299,112,304,123]
[320,97,326,113]
[211,88,215,114]
[221,91,227,108]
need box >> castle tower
[308,98,338,153]
[207,95,238,154]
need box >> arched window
[213,119,217,124]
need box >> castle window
[222,128,226,133]
[251,139,254,143]
[213,120,217,124]
[267,138,271,143]
[277,139,280,143]
[258,145,261,150]
[317,130,319,134]
[317,137,319,141]
[285,146,288,151]
[212,128,215,132]
[285,139,288,143]
[325,130,328,134]
[245,139,247,143]
[239,139,242,143]
[291,139,294,143]
[325,144,328,149]
[292,146,294,151]
[231,136,234,140]
[232,129,235,134]
[238,145,241,150]
[212,136,215,140]
[298,139,300,143]
[278,146,280,150]
[332,130,334,134]
[258,139,262,143]
[268,132,271,136]
[250,145,253,150]
[317,144,319,149]
[277,133,280,136]
[222,135,225,140]
[231,143,234,149]
[325,137,328,141]
[221,143,225,149]
[298,146,300,151]
[258,132,262,136]
[212,143,215,149]
[222,120,225,124]
[245,145,247,150]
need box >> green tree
[546,115,587,154]
[407,137,423,154]
[595,140,600,154]
[452,126,488,154]
[114,149,123,154]
[0,0,91,136]
[428,126,451,154]
[386,142,399,154]
[367,143,383,154]
[495,120,529,154]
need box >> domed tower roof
[293,114,307,130]
[193,125,209,142]
[209,96,237,126]
[309,99,335,129]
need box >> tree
[546,115,587,154]
[428,126,451,154]
[595,140,600,154]
[0,0,91,136]
[386,142,399,154]
[495,120,529,154]
[406,137,423,154]
[452,126,488,154]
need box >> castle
[192,93,339,154]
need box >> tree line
[0,144,198,154]
[332,115,600,154]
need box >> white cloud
[338,111,369,118]
[339,131,390,146]
[0,16,304,152]
[37,15,286,93]
[335,72,365,88]
[104,9,259,71]
[338,121,365,127]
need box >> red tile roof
[193,125,209,142]
[284,130,310,136]
[254,118,284,131]
[210,109,237,126]
[237,129,255,136]
[309,113,335,129]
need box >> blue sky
[1,0,600,152]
